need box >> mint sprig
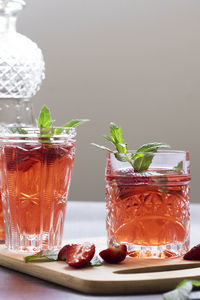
[37,105,89,140]
[173,161,183,173]
[92,123,170,172]
[38,105,53,128]
[24,250,59,263]
[163,279,200,300]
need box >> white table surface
[0,201,199,300]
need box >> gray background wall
[19,0,199,202]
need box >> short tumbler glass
[0,128,76,252]
[105,150,191,258]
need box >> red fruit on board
[184,244,200,260]
[58,245,69,261]
[65,242,95,268]
[99,244,127,264]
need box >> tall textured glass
[0,128,76,252]
[0,0,45,242]
[105,150,191,258]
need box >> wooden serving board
[0,237,200,295]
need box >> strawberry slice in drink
[106,168,150,201]
[5,145,42,172]
[5,144,73,172]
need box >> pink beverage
[0,194,4,241]
[0,152,5,242]
[105,151,191,258]
[0,128,76,252]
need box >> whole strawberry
[99,244,127,264]
[184,244,200,260]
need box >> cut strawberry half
[65,242,95,268]
[184,244,200,260]
[99,244,127,264]
[58,245,69,261]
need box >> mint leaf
[38,105,52,128]
[132,143,170,172]
[191,280,200,287]
[176,280,189,289]
[164,280,193,300]
[163,280,200,300]
[109,123,127,153]
[55,119,89,135]
[91,143,113,153]
[63,119,89,128]
[132,152,154,172]
[89,256,103,266]
[24,250,58,263]
[136,142,170,153]
[110,122,124,144]
[9,128,28,134]
[37,105,54,141]
[114,153,128,162]
[173,161,183,172]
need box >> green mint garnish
[36,105,89,141]
[37,105,54,140]
[173,161,183,172]
[9,128,28,134]
[55,119,89,135]
[163,279,200,300]
[24,250,59,263]
[92,123,170,172]
[132,142,170,172]
[38,105,53,128]
[106,122,127,153]
[88,256,103,267]
[91,143,113,153]
[8,105,88,142]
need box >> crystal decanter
[0,0,45,125]
[0,0,45,242]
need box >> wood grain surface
[0,237,200,295]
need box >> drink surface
[106,165,190,258]
[1,142,75,251]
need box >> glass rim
[109,150,189,155]
[0,126,77,138]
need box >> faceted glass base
[108,238,190,259]
[5,233,62,253]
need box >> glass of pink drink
[0,127,76,252]
[105,151,191,258]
